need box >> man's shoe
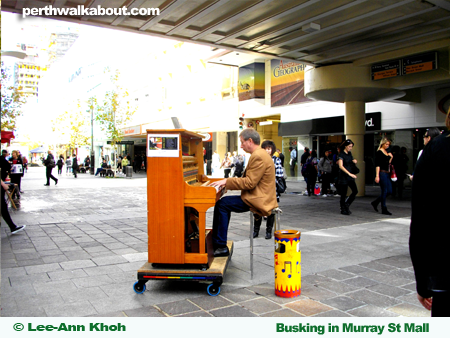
[213,247,230,257]
[265,232,272,240]
[55,179,58,185]
[11,225,26,235]
[44,184,50,186]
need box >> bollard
[274,230,301,298]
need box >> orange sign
[404,61,434,75]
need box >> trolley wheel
[133,281,146,294]
[207,283,221,296]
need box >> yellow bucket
[274,230,301,298]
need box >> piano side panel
[147,156,185,264]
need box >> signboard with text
[371,52,438,80]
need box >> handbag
[350,162,360,174]
[276,176,286,194]
[390,164,397,181]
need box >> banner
[271,59,311,107]
[238,63,265,101]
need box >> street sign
[371,61,401,81]
[402,52,437,75]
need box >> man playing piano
[210,128,278,257]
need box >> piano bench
[249,208,282,280]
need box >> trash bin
[274,230,301,298]
[126,166,133,179]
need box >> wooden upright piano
[145,129,225,268]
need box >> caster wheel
[207,283,221,296]
[133,281,146,294]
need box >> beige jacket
[225,148,278,216]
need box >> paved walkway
[1,167,429,317]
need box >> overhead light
[302,22,320,33]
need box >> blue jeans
[212,196,250,247]
[378,171,392,208]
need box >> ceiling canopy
[2,0,450,66]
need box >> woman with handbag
[337,139,358,215]
[252,140,283,239]
[371,138,393,215]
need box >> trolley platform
[134,241,233,296]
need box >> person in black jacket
[44,150,58,186]
[409,109,450,317]
[1,179,26,234]
[134,153,142,173]
[72,154,79,178]
[1,149,12,181]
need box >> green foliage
[51,100,90,152]
[1,61,27,130]
[95,68,136,147]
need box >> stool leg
[250,212,253,280]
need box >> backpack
[301,157,313,176]
[48,158,56,168]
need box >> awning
[30,146,47,153]
[1,131,15,144]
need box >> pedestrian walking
[220,152,232,178]
[65,156,72,175]
[305,150,318,197]
[318,150,333,196]
[57,155,64,175]
[289,146,298,177]
[371,138,393,215]
[1,179,26,235]
[43,150,58,186]
[337,139,358,215]
[72,154,79,178]
[391,146,408,199]
[134,153,142,173]
[410,127,441,181]
[409,109,450,317]
[9,150,24,203]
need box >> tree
[1,61,27,130]
[51,100,90,154]
[95,68,137,165]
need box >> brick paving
[1,167,429,317]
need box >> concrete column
[344,101,365,196]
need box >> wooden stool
[5,183,18,210]
[249,207,282,279]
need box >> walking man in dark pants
[44,150,58,186]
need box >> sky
[1,11,220,144]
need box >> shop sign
[197,132,213,142]
[107,140,134,145]
[122,125,141,136]
[365,112,381,131]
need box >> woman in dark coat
[371,138,393,215]
[337,139,358,215]
[409,110,449,317]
